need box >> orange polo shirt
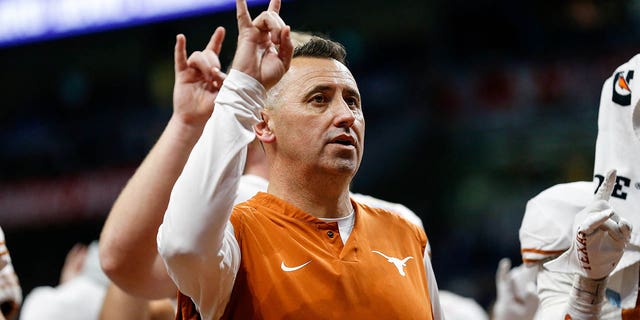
[212,192,432,319]
[175,192,434,319]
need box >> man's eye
[311,95,326,103]
[345,97,360,108]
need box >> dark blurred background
[2,0,640,314]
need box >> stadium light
[0,0,269,48]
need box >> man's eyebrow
[302,85,361,100]
[303,85,333,99]
[343,88,361,100]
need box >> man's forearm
[565,275,607,320]
[99,116,205,299]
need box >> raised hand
[59,243,88,284]
[231,0,293,90]
[545,169,632,279]
[173,27,227,127]
[492,258,539,320]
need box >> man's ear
[255,111,276,143]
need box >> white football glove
[545,169,632,280]
[492,258,539,320]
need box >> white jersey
[235,174,269,204]
[439,290,488,320]
[350,192,424,229]
[519,181,594,264]
[594,53,640,243]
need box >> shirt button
[327,231,334,238]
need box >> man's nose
[333,98,355,128]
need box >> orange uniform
[178,192,435,319]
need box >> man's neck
[267,168,353,219]
[243,162,269,180]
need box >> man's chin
[326,159,359,175]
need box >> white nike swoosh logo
[281,260,312,272]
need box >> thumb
[595,169,617,201]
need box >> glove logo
[576,231,591,270]
[612,70,633,106]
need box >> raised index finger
[267,0,281,14]
[595,169,617,201]
[174,34,188,72]
[236,0,252,28]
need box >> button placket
[316,222,342,255]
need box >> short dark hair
[293,37,347,66]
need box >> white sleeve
[424,247,445,320]
[157,70,265,320]
[349,193,424,229]
[535,267,574,320]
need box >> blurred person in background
[439,290,488,320]
[0,226,22,320]
[494,180,595,320]
[516,52,640,319]
[19,241,110,320]
[98,283,174,320]
[491,256,539,319]
[491,54,640,319]
[21,239,175,320]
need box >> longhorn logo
[372,250,414,276]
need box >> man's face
[265,57,364,177]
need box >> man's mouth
[330,134,356,147]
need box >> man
[99,16,438,318]
[157,0,442,319]
[517,52,640,319]
[20,241,111,320]
[97,21,432,298]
